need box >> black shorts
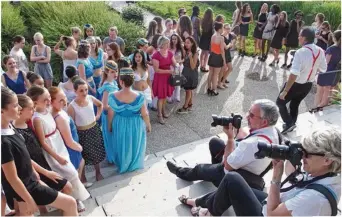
[40,173,68,192]
[208,53,223,68]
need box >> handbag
[169,65,187,87]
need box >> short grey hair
[302,127,341,173]
[157,36,170,48]
[252,99,279,126]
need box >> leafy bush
[1,2,27,54]
[330,83,341,105]
[122,5,144,26]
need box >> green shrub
[1,2,27,54]
[122,5,145,26]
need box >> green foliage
[122,5,145,26]
[1,2,27,54]
[1,1,145,84]
[330,83,341,105]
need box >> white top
[62,51,77,82]
[290,43,327,84]
[262,174,341,216]
[58,82,76,103]
[10,47,29,73]
[134,70,148,82]
[70,95,96,127]
[224,126,278,175]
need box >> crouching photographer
[187,127,341,216]
[166,99,280,191]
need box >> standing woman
[106,42,124,64]
[269,11,289,67]
[177,37,199,114]
[316,21,333,51]
[153,16,164,34]
[169,33,185,103]
[312,13,325,38]
[58,66,78,104]
[30,32,53,88]
[261,4,280,62]
[163,19,175,39]
[1,56,30,94]
[219,24,235,88]
[231,1,242,50]
[54,36,78,82]
[83,24,95,39]
[313,30,341,111]
[283,10,304,68]
[71,27,82,47]
[238,3,253,57]
[199,8,214,73]
[87,36,104,89]
[146,20,158,43]
[207,22,226,96]
[191,6,201,45]
[177,15,193,42]
[76,41,96,97]
[10,35,29,73]
[252,3,268,58]
[152,36,178,124]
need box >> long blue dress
[89,49,104,89]
[108,92,146,173]
[97,81,119,162]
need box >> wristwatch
[271,180,281,188]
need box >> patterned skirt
[77,123,106,165]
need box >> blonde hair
[71,27,81,34]
[302,127,341,173]
[109,26,118,34]
[33,32,44,41]
[157,36,170,48]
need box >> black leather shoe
[166,161,178,175]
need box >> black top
[1,128,38,199]
[257,13,267,28]
[16,127,51,171]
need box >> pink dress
[152,51,174,99]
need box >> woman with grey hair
[152,36,178,124]
[180,127,341,216]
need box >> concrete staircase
[45,105,341,216]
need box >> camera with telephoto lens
[211,113,243,129]
[254,140,304,167]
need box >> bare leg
[1,193,6,216]
[200,50,205,68]
[320,86,332,107]
[284,47,290,65]
[184,90,191,108]
[314,85,324,107]
[45,79,52,89]
[222,63,232,85]
[61,181,73,195]
[203,51,209,70]
[189,91,193,106]
[265,40,271,57]
[95,164,103,181]
[261,39,266,56]
[78,158,85,179]
[207,67,214,90]
[47,192,78,216]
[80,167,87,183]
[212,67,222,93]
[218,67,225,88]
[253,38,257,55]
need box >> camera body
[255,140,304,167]
[211,113,243,129]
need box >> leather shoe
[166,161,178,175]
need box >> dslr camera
[254,140,304,167]
[211,113,243,129]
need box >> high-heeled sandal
[207,88,212,95]
[211,90,219,96]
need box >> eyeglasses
[248,110,262,119]
[303,149,325,158]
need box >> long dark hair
[170,34,185,59]
[201,8,214,33]
[241,3,250,16]
[132,49,147,71]
[184,36,197,55]
[191,6,199,19]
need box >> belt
[45,128,57,138]
[77,121,96,131]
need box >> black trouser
[175,137,226,187]
[276,82,313,126]
[196,172,267,216]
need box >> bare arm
[67,104,76,123]
[55,115,82,152]
[152,59,172,74]
[37,46,51,63]
[54,37,64,57]
[30,46,42,62]
[250,13,254,24]
[1,75,7,87]
[189,52,198,70]
[107,108,114,132]
[22,71,31,89]
[91,95,103,120]
[140,103,151,133]
[220,37,226,65]
[78,63,95,93]
[102,91,110,111]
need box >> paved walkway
[45,105,341,216]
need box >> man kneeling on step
[167,99,281,190]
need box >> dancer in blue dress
[87,37,104,89]
[97,61,119,163]
[108,67,151,173]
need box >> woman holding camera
[178,127,341,216]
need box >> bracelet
[271,180,281,188]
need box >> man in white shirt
[167,99,280,189]
[276,26,327,134]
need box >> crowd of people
[1,1,341,216]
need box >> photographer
[184,127,341,216]
[166,99,280,189]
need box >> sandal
[188,104,193,111]
[177,107,188,114]
[77,200,86,213]
[158,115,165,125]
[178,195,193,207]
[191,207,210,216]
[162,112,170,118]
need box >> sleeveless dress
[262,13,277,40]
[97,81,119,163]
[199,26,213,51]
[70,96,106,166]
[32,111,89,201]
[240,16,251,37]
[253,13,267,39]
[33,46,53,80]
[181,51,199,90]
[286,20,303,48]
[3,71,26,94]
[108,92,146,173]
[61,51,77,82]
[76,58,96,97]
[224,34,235,63]
[271,22,290,49]
[54,110,83,170]
[89,49,104,89]
[152,51,174,99]
[316,31,331,51]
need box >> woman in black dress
[283,10,305,68]
[238,3,253,57]
[316,21,333,51]
[199,8,214,73]
[269,11,289,66]
[252,3,268,58]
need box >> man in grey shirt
[103,26,125,54]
